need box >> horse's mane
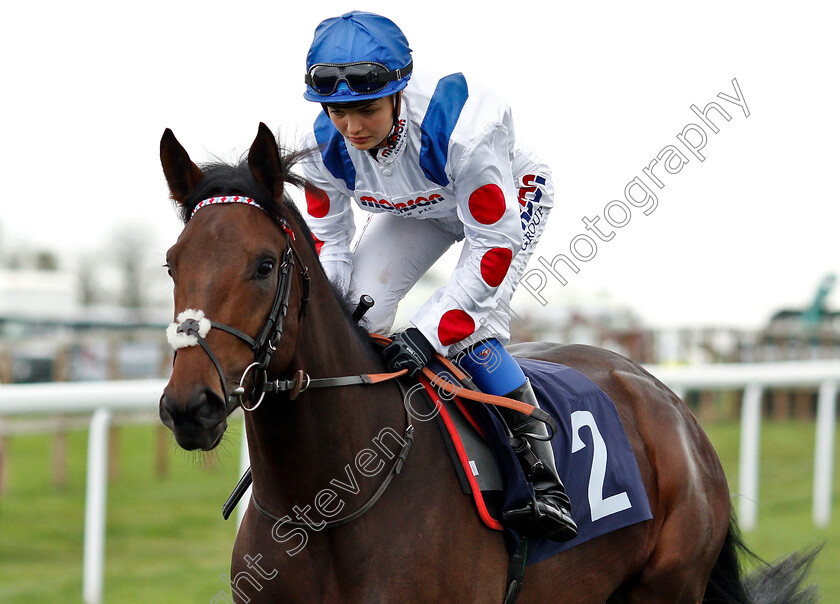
[175,145,373,343]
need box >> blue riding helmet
[304,11,413,103]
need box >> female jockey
[300,10,576,542]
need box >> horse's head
[158,124,312,450]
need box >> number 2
[571,410,632,522]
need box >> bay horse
[158,124,816,603]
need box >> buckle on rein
[232,359,313,412]
[235,367,312,411]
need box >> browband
[191,196,264,217]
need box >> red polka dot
[468,184,506,225]
[438,309,476,346]
[305,186,330,218]
[311,233,325,255]
[480,247,513,287]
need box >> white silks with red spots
[300,70,554,355]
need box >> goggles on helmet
[305,60,413,97]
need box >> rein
[261,366,409,400]
[259,339,557,434]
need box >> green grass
[708,421,839,596]
[0,418,837,602]
[0,418,243,603]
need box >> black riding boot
[499,379,578,542]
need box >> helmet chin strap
[392,91,402,125]
[372,93,405,154]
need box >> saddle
[416,357,653,567]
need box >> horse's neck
[246,281,401,512]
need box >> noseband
[166,196,310,410]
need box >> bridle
[166,196,311,411]
[222,240,310,412]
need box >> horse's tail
[703,513,820,604]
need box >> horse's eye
[256,259,275,279]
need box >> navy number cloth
[465,358,652,565]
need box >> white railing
[0,380,165,604]
[647,360,840,531]
[0,360,837,602]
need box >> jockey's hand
[382,328,437,377]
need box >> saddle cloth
[421,357,652,566]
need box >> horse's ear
[160,128,205,204]
[248,123,285,201]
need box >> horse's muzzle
[159,387,228,451]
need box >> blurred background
[1,0,838,601]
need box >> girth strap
[503,536,529,604]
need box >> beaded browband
[191,195,263,217]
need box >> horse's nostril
[159,394,176,430]
[160,388,225,431]
[191,388,226,428]
[159,386,228,450]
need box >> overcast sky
[2,1,838,329]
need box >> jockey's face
[326,96,394,151]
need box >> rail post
[83,408,111,604]
[739,383,763,531]
[814,381,838,527]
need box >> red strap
[418,377,503,531]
